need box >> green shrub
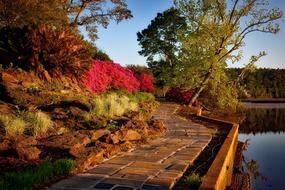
[176,173,203,190]
[119,91,155,103]
[0,115,26,136]
[106,121,119,132]
[0,159,76,190]
[135,92,155,103]
[27,111,54,135]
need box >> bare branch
[228,0,239,25]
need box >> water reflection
[239,105,285,190]
[239,108,285,134]
[242,140,268,183]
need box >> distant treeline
[228,68,285,98]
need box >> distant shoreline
[240,98,285,103]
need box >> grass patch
[0,159,76,190]
[0,114,26,136]
[90,93,138,118]
[26,111,54,136]
[105,121,119,132]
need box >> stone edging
[196,115,239,190]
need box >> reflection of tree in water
[239,109,285,134]
[242,140,268,188]
[244,160,267,182]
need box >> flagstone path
[49,102,212,190]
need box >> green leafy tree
[138,0,282,109]
[137,8,187,86]
[175,0,282,106]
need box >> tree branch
[228,0,239,25]
[72,1,90,25]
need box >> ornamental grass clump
[90,93,138,118]
[27,111,54,136]
[0,115,26,136]
[90,97,105,116]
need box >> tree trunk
[188,66,213,106]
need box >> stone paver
[49,102,212,190]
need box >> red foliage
[135,73,155,92]
[84,60,140,93]
[166,87,193,104]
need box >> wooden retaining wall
[197,116,239,190]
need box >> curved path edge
[49,102,212,190]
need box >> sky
[95,0,285,69]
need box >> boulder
[122,130,141,141]
[90,129,111,141]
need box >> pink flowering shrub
[166,87,193,104]
[135,73,155,92]
[84,60,140,93]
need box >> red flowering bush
[135,73,155,92]
[127,65,155,92]
[84,60,140,93]
[166,87,193,104]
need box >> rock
[69,143,85,158]
[21,81,33,88]
[74,132,91,146]
[106,134,119,144]
[122,130,141,141]
[69,106,85,117]
[13,136,41,160]
[14,136,38,147]
[120,141,135,152]
[153,119,165,131]
[16,146,41,160]
[57,127,69,135]
[110,134,120,144]
[52,108,68,119]
[0,139,12,151]
[1,72,18,84]
[76,148,104,172]
[42,131,90,149]
[90,129,111,141]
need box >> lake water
[239,103,285,190]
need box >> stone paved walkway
[49,102,212,190]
